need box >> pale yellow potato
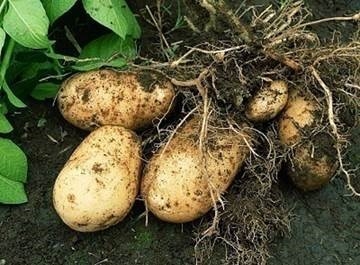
[57,69,175,131]
[141,116,251,223]
[287,142,337,191]
[53,125,142,232]
[245,80,288,122]
[278,89,317,145]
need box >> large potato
[278,90,337,191]
[141,116,251,223]
[57,69,175,131]
[245,80,288,122]
[53,125,142,232]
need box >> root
[310,66,360,196]
[140,1,360,264]
[170,46,246,68]
[295,11,360,29]
[145,2,174,60]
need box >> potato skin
[53,125,142,232]
[57,69,175,131]
[287,142,337,191]
[245,80,288,122]
[278,89,317,145]
[141,117,250,223]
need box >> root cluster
[138,0,360,264]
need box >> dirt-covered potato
[141,116,251,223]
[278,89,317,145]
[287,140,338,191]
[278,90,337,191]
[57,69,175,131]
[245,80,288,122]
[53,125,142,232]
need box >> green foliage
[3,81,26,108]
[42,0,78,24]
[73,33,137,71]
[0,28,5,56]
[0,112,12,133]
[0,0,141,204]
[0,138,28,204]
[3,0,51,49]
[82,0,141,39]
[31,82,59,100]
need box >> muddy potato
[278,89,317,145]
[287,141,337,191]
[278,91,337,191]
[53,125,142,232]
[141,117,251,223]
[57,69,175,131]
[245,80,288,122]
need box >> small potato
[53,125,142,232]
[141,116,251,223]
[58,69,175,131]
[245,80,288,122]
[287,141,337,191]
[278,89,317,145]
[278,91,337,191]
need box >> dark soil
[1,1,360,265]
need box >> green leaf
[0,113,13,134]
[42,0,77,24]
[73,33,136,71]
[19,61,55,81]
[31,82,59,100]
[81,33,136,59]
[0,175,27,204]
[0,103,8,115]
[2,81,27,108]
[4,47,52,84]
[0,138,27,183]
[3,0,51,49]
[82,0,141,39]
[0,27,5,57]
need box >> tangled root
[139,0,360,264]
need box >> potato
[53,125,142,232]
[141,116,251,223]
[278,90,337,191]
[278,89,317,145]
[287,141,338,191]
[245,80,288,122]
[57,69,175,131]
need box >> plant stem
[0,37,15,89]
[48,45,63,77]
[0,0,8,16]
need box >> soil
[1,1,360,265]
